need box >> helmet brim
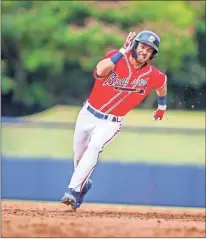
[136,40,158,52]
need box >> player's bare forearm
[156,84,167,97]
[96,58,115,77]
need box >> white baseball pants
[68,102,122,192]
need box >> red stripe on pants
[80,165,95,192]
[80,126,121,192]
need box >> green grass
[2,126,205,165]
[24,105,205,128]
[2,106,205,165]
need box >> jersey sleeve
[153,70,167,90]
[104,49,119,58]
[93,49,119,80]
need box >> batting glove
[153,105,166,121]
[120,32,136,55]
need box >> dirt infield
[2,200,206,237]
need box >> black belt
[87,105,121,122]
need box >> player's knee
[88,141,103,153]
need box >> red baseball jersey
[88,49,167,116]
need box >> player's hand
[153,109,165,121]
[122,32,136,52]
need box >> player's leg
[68,120,122,192]
[62,105,95,208]
[73,121,91,170]
[72,104,96,169]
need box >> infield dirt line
[2,200,206,237]
[2,200,205,215]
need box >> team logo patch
[148,35,155,43]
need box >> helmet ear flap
[150,49,158,60]
[130,41,138,59]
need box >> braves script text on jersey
[89,49,167,116]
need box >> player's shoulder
[97,49,119,64]
[150,64,166,77]
[105,49,119,57]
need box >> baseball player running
[62,30,167,210]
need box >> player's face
[135,42,154,63]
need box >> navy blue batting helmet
[131,30,160,60]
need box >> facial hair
[129,55,146,69]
